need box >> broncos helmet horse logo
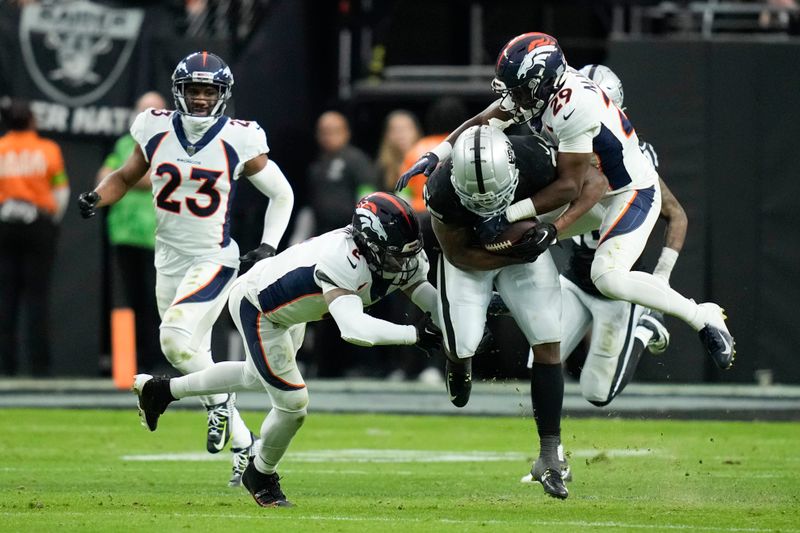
[516,44,559,81]
[355,208,388,242]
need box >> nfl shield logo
[19,1,144,107]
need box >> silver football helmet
[451,125,519,217]
[579,64,624,109]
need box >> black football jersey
[424,134,557,230]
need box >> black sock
[530,362,564,448]
[160,378,178,402]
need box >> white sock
[254,407,306,474]
[170,361,260,399]
[594,270,704,330]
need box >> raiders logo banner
[1,1,145,137]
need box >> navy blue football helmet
[491,33,567,121]
[351,192,423,285]
[172,51,234,117]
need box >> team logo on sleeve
[20,1,144,106]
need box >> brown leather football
[482,219,538,255]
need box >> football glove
[413,312,443,355]
[239,243,277,264]
[395,152,439,191]
[507,222,557,262]
[77,191,100,219]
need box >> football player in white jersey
[398,33,735,374]
[77,51,295,486]
[130,193,443,507]
[493,64,684,410]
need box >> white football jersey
[238,227,429,327]
[534,68,658,194]
[130,108,269,259]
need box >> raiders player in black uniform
[424,124,607,499]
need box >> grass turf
[1,408,798,532]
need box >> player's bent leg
[591,187,734,368]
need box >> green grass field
[1,408,798,532]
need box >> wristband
[505,198,537,223]
[430,141,452,161]
[653,247,679,282]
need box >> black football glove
[507,222,557,262]
[474,214,511,245]
[239,243,277,264]
[77,191,101,219]
[395,152,439,191]
[413,312,443,355]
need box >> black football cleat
[698,326,735,370]
[531,457,569,499]
[132,374,175,431]
[445,358,472,408]
[241,458,292,508]
[521,444,572,483]
[696,303,735,370]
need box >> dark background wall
[606,38,800,384]
[2,1,798,383]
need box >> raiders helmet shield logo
[19,1,144,106]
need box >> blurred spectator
[375,110,422,191]
[390,97,468,383]
[399,96,468,267]
[294,110,378,377]
[291,110,377,243]
[0,98,69,376]
[94,91,164,374]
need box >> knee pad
[273,388,309,418]
[591,267,629,302]
[159,326,195,366]
[580,373,612,407]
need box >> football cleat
[697,303,735,370]
[530,456,569,499]
[639,310,670,355]
[445,358,472,408]
[521,444,572,483]
[241,458,292,507]
[132,374,175,431]
[206,394,234,454]
[229,433,261,488]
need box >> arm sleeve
[327,294,417,347]
[246,159,295,249]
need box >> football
[482,218,539,254]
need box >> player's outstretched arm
[79,144,150,218]
[325,289,418,347]
[652,177,687,282]
[241,154,294,262]
[432,217,524,271]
